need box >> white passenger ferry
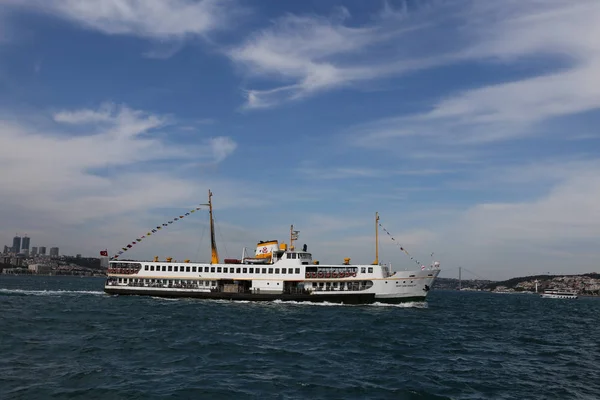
[540,289,578,299]
[104,191,440,304]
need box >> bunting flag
[378,222,424,267]
[110,206,204,260]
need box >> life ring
[352,272,357,277]
[345,272,351,277]
[312,272,317,278]
[332,272,338,278]
[262,247,268,254]
[305,272,310,278]
[325,273,331,278]
[318,272,324,278]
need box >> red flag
[100,250,108,257]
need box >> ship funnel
[255,240,279,259]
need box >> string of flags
[109,205,204,260]
[378,222,424,267]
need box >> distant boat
[540,289,578,299]
[104,190,441,304]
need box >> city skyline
[1,1,599,280]
[2,234,57,257]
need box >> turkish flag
[100,250,108,257]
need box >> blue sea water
[1,276,599,400]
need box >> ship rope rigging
[377,217,434,268]
[109,203,208,260]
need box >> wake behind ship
[104,191,440,304]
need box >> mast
[372,212,379,265]
[290,225,299,250]
[458,266,462,290]
[208,189,219,264]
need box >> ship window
[174,266,178,272]
[268,268,273,274]
[295,268,300,274]
[144,265,149,271]
[223,267,228,273]
[211,267,215,273]
[262,268,267,273]
[243,268,247,273]
[211,281,216,286]
[192,267,197,272]
[428,274,433,277]
[149,265,154,271]
[249,268,254,273]
[204,281,209,286]
[286,253,291,259]
[282,268,286,274]
[236,267,241,273]
[186,266,191,272]
[168,266,172,272]
[361,267,366,273]
[217,267,222,273]
[292,253,297,259]
[368,267,373,273]
[275,268,280,274]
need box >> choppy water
[1,276,599,399]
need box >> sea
[1,276,599,400]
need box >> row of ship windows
[114,278,218,286]
[144,265,301,275]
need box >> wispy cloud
[229,4,446,109]
[347,0,600,145]
[296,166,454,180]
[7,0,239,39]
[0,103,237,223]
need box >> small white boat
[540,289,578,299]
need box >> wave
[370,301,428,308]
[0,288,104,297]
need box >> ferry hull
[103,287,426,304]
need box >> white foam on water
[369,301,428,309]
[0,288,104,296]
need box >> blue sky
[1,0,600,280]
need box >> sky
[1,0,600,280]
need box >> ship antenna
[373,212,379,265]
[208,189,219,264]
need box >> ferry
[104,191,441,304]
[540,289,578,299]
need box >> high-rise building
[21,236,30,252]
[39,246,47,256]
[31,247,38,256]
[49,247,59,257]
[3,245,9,254]
[12,236,21,254]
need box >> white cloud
[209,136,237,163]
[229,6,440,109]
[0,103,237,224]
[5,0,238,39]
[347,0,600,145]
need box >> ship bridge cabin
[241,239,313,266]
